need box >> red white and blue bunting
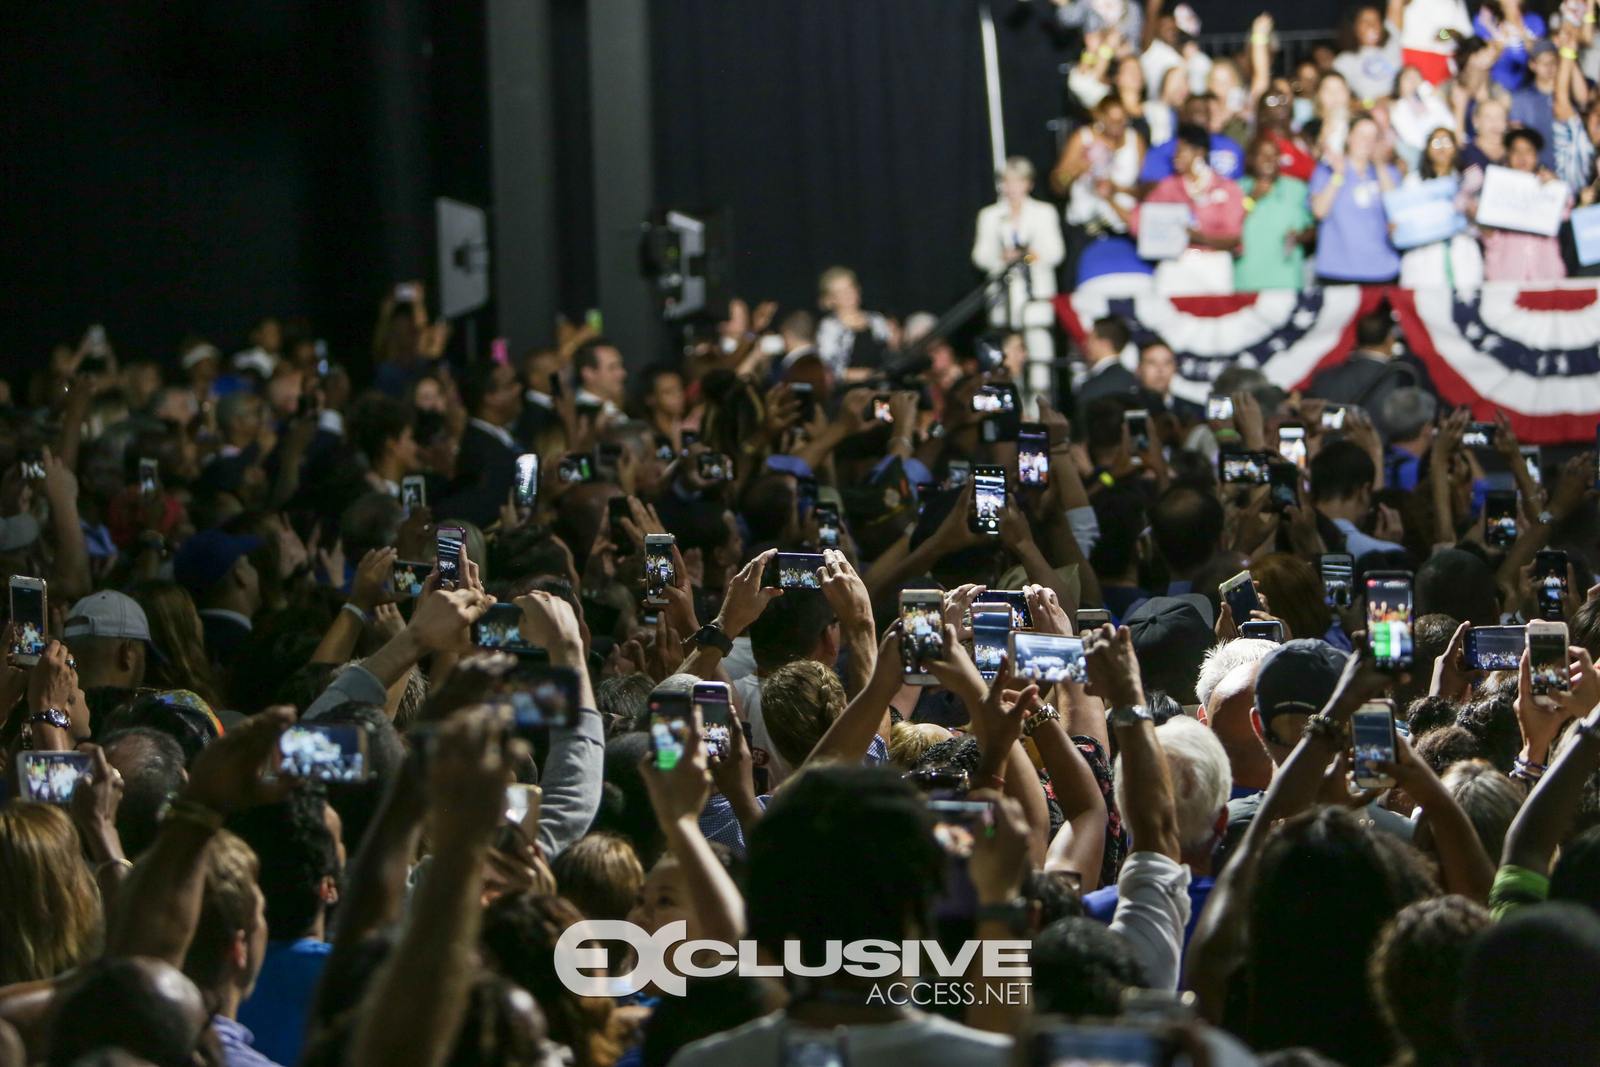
[1055,281,1600,445]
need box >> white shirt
[732,673,795,790]
[468,417,515,449]
[1400,0,1473,54]
[972,196,1066,300]
[1108,851,1192,991]
[667,1011,1010,1067]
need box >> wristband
[1251,33,1269,44]
[1081,50,1095,65]
[1329,171,1345,187]
[1098,45,1115,58]
[1302,712,1343,743]
[342,602,367,621]
[1563,47,1580,59]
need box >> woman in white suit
[972,156,1065,409]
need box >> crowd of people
[976,0,1600,305]
[0,263,1598,1067]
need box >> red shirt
[1135,170,1247,248]
[1271,131,1316,182]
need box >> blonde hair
[1001,156,1035,183]
[552,833,646,922]
[817,266,859,304]
[889,721,953,769]
[0,804,101,985]
[761,661,848,767]
[183,830,261,992]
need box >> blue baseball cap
[173,529,264,595]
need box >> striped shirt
[1553,115,1596,195]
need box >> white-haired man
[1082,716,1231,949]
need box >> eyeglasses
[1264,94,1290,106]
[1429,137,1455,149]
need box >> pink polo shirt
[1133,172,1247,251]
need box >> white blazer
[972,196,1066,300]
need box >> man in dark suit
[173,529,263,672]
[439,359,525,527]
[1305,306,1435,438]
[1136,340,1206,426]
[1075,316,1143,413]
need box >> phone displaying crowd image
[9,576,46,666]
[693,682,732,761]
[1220,452,1273,485]
[1268,462,1297,511]
[1208,395,1234,422]
[1029,1023,1176,1067]
[1464,625,1525,671]
[645,534,674,606]
[972,386,1015,414]
[816,504,841,548]
[1366,572,1414,672]
[930,798,994,920]
[648,692,692,771]
[490,663,580,732]
[972,607,1012,682]
[514,454,538,508]
[275,724,372,783]
[19,450,44,482]
[400,475,426,515]
[558,455,594,484]
[970,466,1005,535]
[900,589,945,684]
[17,752,91,805]
[1485,490,1518,548]
[772,552,825,590]
[1219,570,1261,624]
[1351,701,1398,789]
[697,452,734,482]
[608,498,635,557]
[1322,405,1347,431]
[872,394,892,423]
[1278,425,1307,469]
[1008,631,1087,684]
[1535,549,1568,620]
[1124,409,1150,452]
[1522,445,1543,485]
[390,561,432,599]
[1528,620,1570,702]
[436,527,464,590]
[1321,553,1353,608]
[1462,422,1496,449]
[472,602,533,652]
[1018,423,1049,486]
[139,457,160,497]
[983,589,1033,629]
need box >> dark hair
[1030,917,1149,1016]
[747,590,836,673]
[345,393,414,464]
[1461,902,1600,1067]
[738,474,798,546]
[314,700,406,850]
[1355,307,1393,349]
[591,733,664,863]
[1244,807,1437,1066]
[1507,126,1546,155]
[1370,896,1492,1067]
[1336,4,1389,54]
[746,765,943,961]
[1309,440,1377,503]
[490,525,574,585]
[459,359,503,418]
[640,976,768,1067]
[1416,551,1498,627]
[100,727,188,858]
[1550,824,1600,913]
[47,958,207,1067]
[1085,396,1130,456]
[1149,486,1225,574]
[573,341,615,377]
[1571,597,1600,659]
[1176,122,1211,153]
[1405,694,1463,737]
[1022,869,1086,928]
[1413,724,1485,776]
[226,608,329,714]
[1418,127,1461,179]
[1090,487,1147,579]
[226,785,339,941]
[1455,696,1521,774]
[1092,316,1131,352]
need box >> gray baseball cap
[63,591,151,642]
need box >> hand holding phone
[436,526,464,590]
[900,589,945,684]
[1351,700,1398,788]
[1366,572,1415,672]
[645,535,675,605]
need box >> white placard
[1475,165,1568,237]
[1137,201,1194,261]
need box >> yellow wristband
[1098,45,1115,58]
[1563,47,1580,59]
[1251,33,1270,44]
[1329,172,1345,186]
[1081,50,1095,65]
[1587,13,1596,23]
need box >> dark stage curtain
[651,0,1022,322]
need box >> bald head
[1205,659,1274,793]
[49,957,207,1067]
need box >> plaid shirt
[1554,115,1596,197]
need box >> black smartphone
[1462,421,1496,449]
[1240,620,1286,643]
[276,724,373,782]
[1535,548,1568,620]
[1321,553,1354,608]
[400,475,426,514]
[1277,424,1308,469]
[1464,624,1525,671]
[1125,409,1150,452]
[1017,422,1050,487]
[796,476,819,517]
[1028,1024,1177,1067]
[1220,452,1273,485]
[970,465,1005,535]
[436,526,464,590]
[773,552,825,590]
[1366,571,1415,672]
[515,454,539,509]
[390,560,432,598]
[138,457,161,497]
[608,497,635,557]
[900,588,945,684]
[648,691,692,770]
[981,589,1033,629]
[1220,570,1261,623]
[491,662,581,731]
[816,504,841,548]
[972,386,1015,414]
[1485,489,1518,548]
[698,453,734,482]
[1008,631,1087,684]
[558,455,595,484]
[1076,608,1112,632]
[693,681,732,761]
[792,382,816,422]
[645,535,674,605]
[16,752,93,805]
[473,602,534,651]
[971,605,1012,682]
[1268,461,1297,511]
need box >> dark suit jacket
[439,423,521,528]
[1077,362,1144,411]
[1305,352,1436,437]
[199,611,252,671]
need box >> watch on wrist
[1538,510,1556,525]
[1109,704,1153,728]
[28,707,70,731]
[687,622,734,657]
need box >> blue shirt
[1332,517,1405,563]
[1138,134,1245,183]
[236,938,331,1067]
[212,1015,283,1067]
[1084,876,1216,959]
[1475,10,1547,90]
[1510,87,1557,171]
[1310,162,1403,282]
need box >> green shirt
[1489,863,1550,920]
[1234,175,1312,292]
